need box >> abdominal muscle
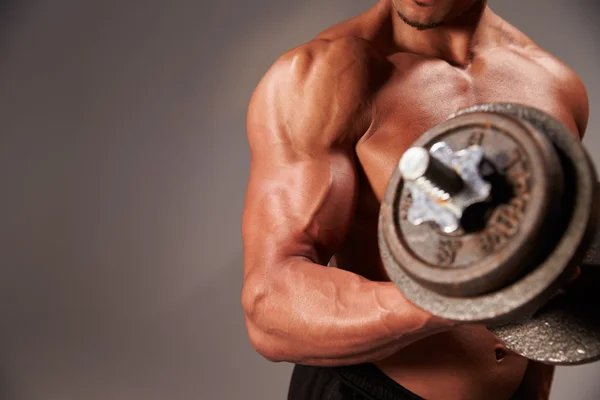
[373,325,529,400]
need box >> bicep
[555,63,589,138]
[568,75,589,138]
[242,147,358,274]
[242,39,375,274]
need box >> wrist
[381,282,458,335]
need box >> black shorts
[288,363,425,400]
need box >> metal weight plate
[491,221,600,365]
[453,104,600,365]
[491,262,600,365]
[379,103,598,328]
[582,205,600,266]
[381,111,564,298]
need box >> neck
[384,0,489,67]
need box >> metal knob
[399,147,464,201]
[399,142,491,233]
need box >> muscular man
[241,1,589,399]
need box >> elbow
[245,321,287,363]
[241,275,286,362]
[241,272,297,363]
[241,272,268,325]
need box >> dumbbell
[378,103,600,365]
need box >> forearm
[242,258,455,366]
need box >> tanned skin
[242,1,589,399]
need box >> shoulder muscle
[247,37,387,157]
[526,48,589,137]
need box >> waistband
[332,363,425,400]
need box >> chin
[397,11,445,30]
[393,0,455,28]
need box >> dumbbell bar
[378,103,600,365]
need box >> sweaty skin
[242,1,589,399]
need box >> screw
[399,146,464,200]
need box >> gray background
[0,0,599,399]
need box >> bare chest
[356,51,577,202]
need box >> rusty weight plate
[457,105,600,365]
[379,103,598,327]
[491,258,600,365]
[382,111,564,297]
[491,219,600,366]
